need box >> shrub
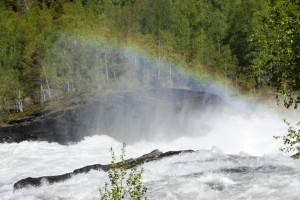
[274,119,300,158]
[100,143,147,200]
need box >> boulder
[13,149,194,190]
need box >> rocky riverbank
[0,88,222,144]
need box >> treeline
[0,0,299,113]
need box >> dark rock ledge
[1,88,222,145]
[13,149,194,191]
[14,149,298,192]
[292,152,300,159]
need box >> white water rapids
[1,99,300,199]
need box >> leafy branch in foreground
[274,119,300,158]
[99,143,147,200]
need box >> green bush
[100,143,147,200]
[274,119,300,158]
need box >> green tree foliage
[100,144,147,200]
[251,0,300,105]
[0,6,25,111]
[274,120,300,158]
[227,0,268,90]
[251,0,300,156]
[0,0,286,114]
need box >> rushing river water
[1,98,300,200]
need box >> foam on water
[1,105,300,199]
[2,141,300,200]
[1,28,299,200]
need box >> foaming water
[2,137,300,200]
[1,106,299,199]
[1,29,298,200]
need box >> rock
[1,88,222,144]
[13,149,194,191]
[221,166,253,174]
[291,153,300,159]
[206,182,225,191]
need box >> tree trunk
[157,38,162,81]
[41,83,44,104]
[16,90,24,112]
[169,64,173,88]
[45,78,51,100]
[71,78,75,92]
[67,81,70,93]
[42,65,52,101]
[224,62,227,93]
[105,53,109,81]
[217,34,221,53]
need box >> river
[1,94,300,199]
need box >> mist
[1,36,297,200]
[36,34,289,156]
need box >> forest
[0,0,299,115]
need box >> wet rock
[291,153,300,159]
[1,88,222,144]
[13,149,194,191]
[206,182,225,191]
[221,166,253,174]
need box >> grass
[0,104,46,127]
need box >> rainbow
[45,31,281,116]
